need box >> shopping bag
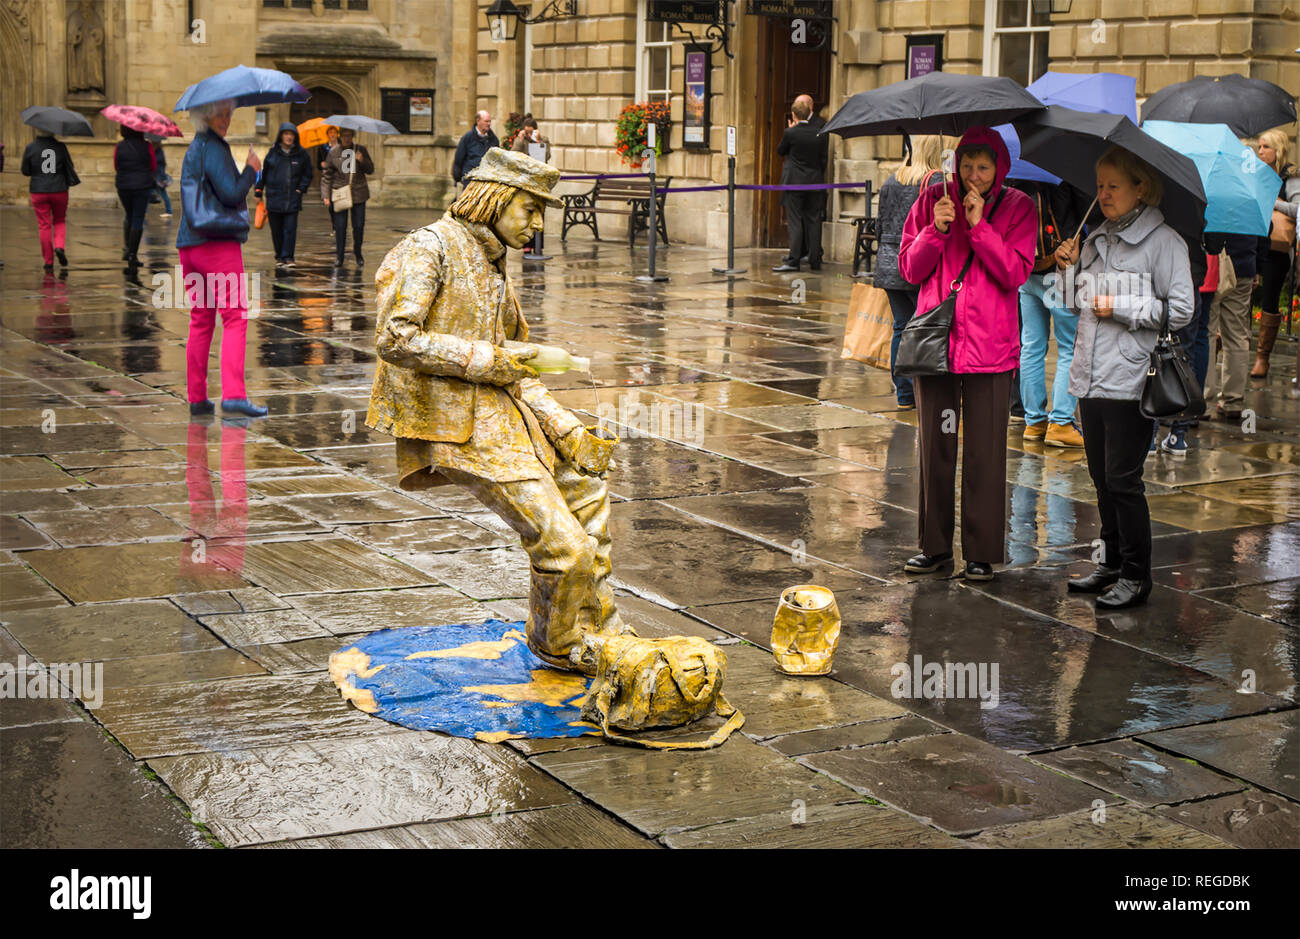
[253,198,268,230]
[841,282,893,370]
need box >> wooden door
[754,17,832,248]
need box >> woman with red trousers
[898,126,1037,582]
[21,132,79,273]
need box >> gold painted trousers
[437,462,625,673]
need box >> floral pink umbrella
[100,104,182,137]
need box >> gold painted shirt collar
[464,221,506,264]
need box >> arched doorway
[291,86,349,190]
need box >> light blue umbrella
[1026,72,1138,123]
[998,71,1139,184]
[323,114,401,135]
[1141,120,1280,236]
[174,65,309,112]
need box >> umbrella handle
[1073,195,1098,243]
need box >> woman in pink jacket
[898,126,1037,582]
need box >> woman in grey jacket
[1057,146,1194,609]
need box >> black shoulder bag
[895,191,1000,378]
[1140,301,1204,420]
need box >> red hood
[948,125,1011,207]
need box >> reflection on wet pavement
[2,206,1296,849]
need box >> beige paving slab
[21,542,249,602]
[239,538,435,595]
[1151,790,1299,850]
[661,801,963,849]
[969,804,1235,849]
[148,729,579,846]
[286,586,498,635]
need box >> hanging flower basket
[615,100,671,169]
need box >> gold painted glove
[556,425,619,476]
[480,344,539,386]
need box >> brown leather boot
[1250,312,1283,378]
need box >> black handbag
[1140,301,1204,420]
[895,192,1000,378]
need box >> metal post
[526,224,552,261]
[637,159,668,283]
[712,155,746,276]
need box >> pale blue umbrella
[174,65,309,111]
[1141,120,1280,236]
[323,114,400,135]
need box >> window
[983,0,1050,86]
[637,1,675,103]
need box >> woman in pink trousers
[177,99,267,417]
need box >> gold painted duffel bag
[573,633,744,750]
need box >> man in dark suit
[773,96,829,272]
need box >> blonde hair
[449,180,519,224]
[1258,129,1295,176]
[1096,146,1163,205]
[896,134,958,186]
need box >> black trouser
[782,190,825,266]
[117,187,151,232]
[1079,397,1152,580]
[1259,249,1291,316]
[268,209,300,261]
[915,370,1013,563]
[331,202,366,259]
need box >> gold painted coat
[365,215,583,485]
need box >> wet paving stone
[968,804,1232,848]
[238,636,356,675]
[0,515,53,550]
[1150,789,1299,850]
[277,491,443,525]
[95,672,405,759]
[610,500,868,608]
[148,729,578,846]
[4,490,89,513]
[48,447,182,470]
[239,538,434,595]
[172,587,290,616]
[341,517,512,555]
[1139,711,1299,801]
[690,580,1282,751]
[1150,523,1300,590]
[693,435,869,476]
[69,482,194,509]
[765,715,949,757]
[287,586,496,635]
[200,608,331,646]
[25,506,187,546]
[530,734,859,837]
[248,474,386,497]
[423,546,531,599]
[801,733,1110,836]
[0,562,71,610]
[1146,491,1290,530]
[0,422,159,456]
[966,565,1298,701]
[662,487,916,579]
[404,803,657,849]
[1,721,207,848]
[648,380,816,409]
[763,423,919,471]
[727,404,881,432]
[0,629,82,728]
[97,648,268,689]
[661,801,962,849]
[1183,475,1300,520]
[1032,738,1244,807]
[2,598,225,665]
[1195,578,1299,627]
[0,455,83,490]
[608,453,802,501]
[21,541,249,602]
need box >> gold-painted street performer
[366,147,631,674]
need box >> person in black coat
[21,133,79,272]
[772,97,829,272]
[452,111,499,185]
[114,126,155,271]
[255,122,314,267]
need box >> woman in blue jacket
[254,122,313,268]
[177,98,267,418]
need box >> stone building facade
[4,0,1297,262]
[2,0,453,208]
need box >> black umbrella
[1140,75,1296,139]
[21,105,94,137]
[1013,105,1206,251]
[822,72,1045,139]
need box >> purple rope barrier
[556,171,869,195]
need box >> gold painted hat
[464,147,564,207]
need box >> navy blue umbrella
[174,65,309,112]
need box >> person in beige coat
[321,128,374,267]
[366,147,631,673]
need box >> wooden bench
[561,176,672,246]
[852,180,877,276]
